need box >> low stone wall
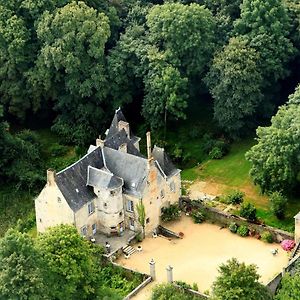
[158,225,181,239]
[111,262,152,299]
[182,198,293,243]
[173,283,209,299]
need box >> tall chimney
[47,169,56,186]
[96,135,104,148]
[146,132,152,160]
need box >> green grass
[0,128,78,237]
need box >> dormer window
[88,202,95,215]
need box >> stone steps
[123,245,136,256]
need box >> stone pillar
[47,169,56,186]
[146,132,152,159]
[166,265,173,283]
[149,259,156,280]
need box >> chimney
[118,120,130,138]
[47,169,56,186]
[118,143,127,153]
[96,136,104,148]
[146,131,152,160]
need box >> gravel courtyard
[118,216,289,293]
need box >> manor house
[35,109,181,237]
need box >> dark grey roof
[103,147,148,197]
[104,129,143,158]
[56,147,104,212]
[152,146,179,177]
[106,108,139,143]
[87,166,123,190]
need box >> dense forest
[0,0,299,209]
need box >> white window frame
[81,225,87,237]
[92,223,97,235]
[127,200,134,212]
[170,181,175,193]
[88,202,95,215]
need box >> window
[81,226,87,236]
[57,197,61,203]
[92,224,97,235]
[127,200,134,212]
[110,190,116,196]
[146,218,150,224]
[104,202,107,209]
[160,189,165,199]
[39,218,42,223]
[119,211,123,217]
[88,202,95,215]
[170,181,175,193]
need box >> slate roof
[106,108,139,143]
[87,166,123,190]
[104,129,143,157]
[56,147,103,212]
[103,147,148,197]
[152,146,179,177]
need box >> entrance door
[129,218,135,231]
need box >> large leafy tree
[212,258,272,300]
[0,229,47,300]
[32,1,110,144]
[275,273,300,300]
[36,225,102,300]
[205,37,263,136]
[246,85,300,193]
[234,0,295,88]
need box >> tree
[0,229,46,300]
[146,2,215,77]
[239,202,257,221]
[275,273,300,300]
[205,37,263,136]
[246,85,300,193]
[32,1,111,144]
[152,283,198,300]
[136,200,146,238]
[234,0,295,88]
[211,258,272,300]
[269,191,288,219]
[36,224,101,300]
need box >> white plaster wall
[295,219,300,242]
[35,185,74,233]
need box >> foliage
[205,37,263,137]
[246,85,300,193]
[161,204,181,222]
[222,190,245,205]
[191,209,206,224]
[32,1,111,145]
[269,191,288,219]
[151,283,198,300]
[0,229,46,300]
[211,258,272,300]
[228,222,238,233]
[36,225,102,300]
[261,231,273,243]
[237,225,249,237]
[275,273,300,300]
[239,202,257,221]
[136,201,146,238]
[174,281,198,291]
[209,146,223,159]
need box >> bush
[237,225,249,237]
[191,210,206,224]
[49,143,68,157]
[239,203,257,221]
[202,134,229,159]
[269,191,287,219]
[221,190,245,205]
[161,204,181,222]
[229,222,238,233]
[152,283,198,300]
[261,231,273,243]
[209,146,223,159]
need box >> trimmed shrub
[261,231,273,243]
[269,191,287,219]
[209,147,223,159]
[174,281,198,291]
[161,204,181,222]
[229,222,238,233]
[240,203,257,221]
[237,225,249,237]
[221,190,245,205]
[191,210,206,224]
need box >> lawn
[0,129,78,237]
[182,139,300,232]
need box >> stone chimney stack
[96,136,104,148]
[118,120,130,138]
[146,131,152,160]
[47,169,56,186]
[118,143,127,153]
